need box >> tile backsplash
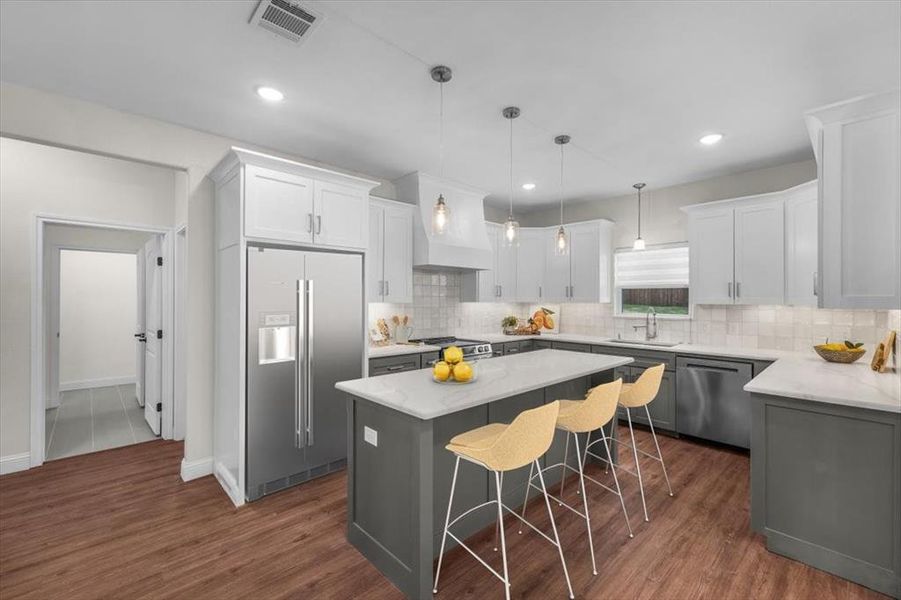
[369,269,901,352]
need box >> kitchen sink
[604,339,682,348]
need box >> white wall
[0,82,390,466]
[58,250,137,389]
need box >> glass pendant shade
[633,237,646,251]
[555,225,568,255]
[432,194,449,235]
[504,215,519,246]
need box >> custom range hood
[394,172,493,271]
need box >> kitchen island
[336,349,633,599]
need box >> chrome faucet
[632,307,658,341]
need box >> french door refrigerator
[247,246,363,501]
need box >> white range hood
[394,172,493,271]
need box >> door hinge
[156,402,162,412]
[156,256,163,266]
[156,329,163,339]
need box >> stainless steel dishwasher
[676,356,753,448]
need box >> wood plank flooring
[0,429,886,599]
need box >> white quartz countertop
[339,349,633,420]
[744,352,901,413]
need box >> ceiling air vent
[250,0,323,44]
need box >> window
[614,244,690,317]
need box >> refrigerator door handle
[306,280,314,447]
[295,279,306,449]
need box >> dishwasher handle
[676,356,753,378]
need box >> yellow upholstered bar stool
[605,363,674,522]
[433,401,574,600]
[517,379,632,577]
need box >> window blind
[614,245,689,287]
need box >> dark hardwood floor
[0,428,886,599]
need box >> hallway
[45,384,157,460]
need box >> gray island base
[336,349,633,599]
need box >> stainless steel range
[412,336,493,366]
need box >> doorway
[34,219,176,466]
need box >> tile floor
[45,384,157,460]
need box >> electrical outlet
[364,426,378,447]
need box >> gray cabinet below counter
[596,345,676,433]
[369,353,421,376]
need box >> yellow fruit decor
[443,345,463,365]
[530,307,556,331]
[452,361,474,382]
[433,361,451,381]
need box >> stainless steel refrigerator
[246,246,363,501]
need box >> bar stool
[518,379,633,578]
[604,363,674,522]
[433,401,574,600]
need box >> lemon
[453,361,473,382]
[433,361,451,381]
[444,345,464,365]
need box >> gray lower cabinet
[751,393,901,597]
[552,341,591,353]
[420,351,440,369]
[594,345,676,433]
[369,353,420,376]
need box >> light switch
[364,426,378,447]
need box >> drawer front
[591,344,675,371]
[552,341,591,353]
[503,341,523,355]
[518,340,536,353]
[420,352,441,369]
[533,340,553,350]
[369,354,420,376]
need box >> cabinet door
[244,165,314,243]
[734,200,784,305]
[569,222,601,303]
[495,233,517,301]
[515,229,545,302]
[620,369,676,432]
[313,181,368,249]
[544,228,570,301]
[478,225,499,301]
[688,208,734,304]
[367,204,384,301]
[784,187,818,306]
[382,203,414,303]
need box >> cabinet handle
[813,272,818,296]
[538,285,542,298]
[378,280,383,296]
[570,285,574,299]
[316,215,322,235]
[385,280,390,296]
[736,282,741,298]
[386,364,408,372]
[727,282,732,298]
[307,213,313,233]
[499,285,502,297]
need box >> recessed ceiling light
[522,183,536,191]
[256,86,285,102]
[699,133,724,146]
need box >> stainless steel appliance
[247,246,363,501]
[675,356,753,449]
[411,336,493,366]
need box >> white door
[734,200,784,305]
[689,208,735,304]
[516,229,545,302]
[544,227,570,302]
[135,249,146,407]
[244,165,315,244]
[313,181,368,250]
[784,185,818,306]
[143,237,162,435]
[569,222,602,303]
[382,203,414,303]
[367,203,384,301]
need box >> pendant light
[502,106,521,246]
[430,65,452,235]
[632,182,647,250]
[553,134,570,255]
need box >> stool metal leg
[600,428,634,538]
[626,407,650,522]
[535,459,575,600]
[572,432,597,576]
[433,456,460,593]
[645,404,674,497]
[559,432,570,501]
[494,471,511,600]
[494,471,504,551]
[518,461,534,535]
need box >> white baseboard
[60,375,136,392]
[180,456,213,482]
[214,460,245,507]
[0,452,31,475]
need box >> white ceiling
[1,1,898,211]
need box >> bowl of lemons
[814,340,866,364]
[432,345,477,384]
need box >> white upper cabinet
[784,182,819,306]
[543,229,571,302]
[806,90,901,309]
[495,230,518,301]
[462,223,503,302]
[688,207,734,304]
[734,199,784,305]
[516,228,546,302]
[314,180,368,250]
[368,198,413,304]
[244,165,315,244]
[569,221,612,303]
